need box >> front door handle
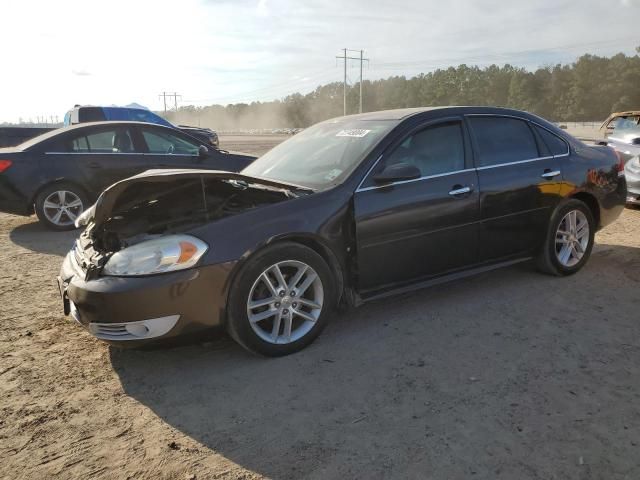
[448,186,472,196]
[87,162,101,169]
[541,169,561,179]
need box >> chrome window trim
[355,150,569,193]
[45,152,196,157]
[355,154,383,192]
[473,152,570,170]
[356,168,476,193]
[46,151,144,155]
[355,114,570,193]
[476,155,554,170]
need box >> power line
[370,36,638,71]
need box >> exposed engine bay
[85,175,295,255]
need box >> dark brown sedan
[58,107,627,356]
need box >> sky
[0,0,639,123]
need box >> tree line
[168,47,640,129]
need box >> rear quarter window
[534,125,569,156]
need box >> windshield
[242,118,397,189]
[610,124,640,141]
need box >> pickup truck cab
[64,106,219,147]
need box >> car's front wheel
[34,183,88,231]
[227,242,335,356]
[537,199,595,276]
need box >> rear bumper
[0,178,30,215]
[58,248,234,345]
[597,175,627,228]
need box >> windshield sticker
[336,129,371,138]
[324,169,342,181]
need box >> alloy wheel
[247,260,324,345]
[42,190,84,227]
[555,209,589,267]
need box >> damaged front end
[74,169,308,280]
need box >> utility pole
[159,92,168,113]
[172,92,181,111]
[336,49,369,116]
[359,50,363,114]
[343,48,347,116]
[159,92,182,112]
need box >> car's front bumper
[58,248,234,345]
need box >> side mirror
[373,162,421,184]
[198,144,209,159]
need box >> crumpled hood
[81,168,310,230]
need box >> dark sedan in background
[0,121,255,229]
[59,107,626,356]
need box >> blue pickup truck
[64,105,219,147]
[0,106,219,149]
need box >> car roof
[338,106,538,121]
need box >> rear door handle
[541,170,561,178]
[448,186,472,196]
[87,162,101,169]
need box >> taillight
[0,160,12,173]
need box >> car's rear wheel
[227,242,335,356]
[34,183,88,231]
[537,199,595,276]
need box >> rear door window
[62,128,135,153]
[141,129,200,155]
[468,117,539,167]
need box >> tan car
[600,111,640,138]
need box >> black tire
[536,199,596,276]
[227,242,336,357]
[34,183,89,231]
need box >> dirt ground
[1,135,640,480]
[219,134,290,156]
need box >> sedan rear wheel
[554,209,590,267]
[228,243,335,356]
[35,184,88,231]
[537,199,595,276]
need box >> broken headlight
[102,235,208,276]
